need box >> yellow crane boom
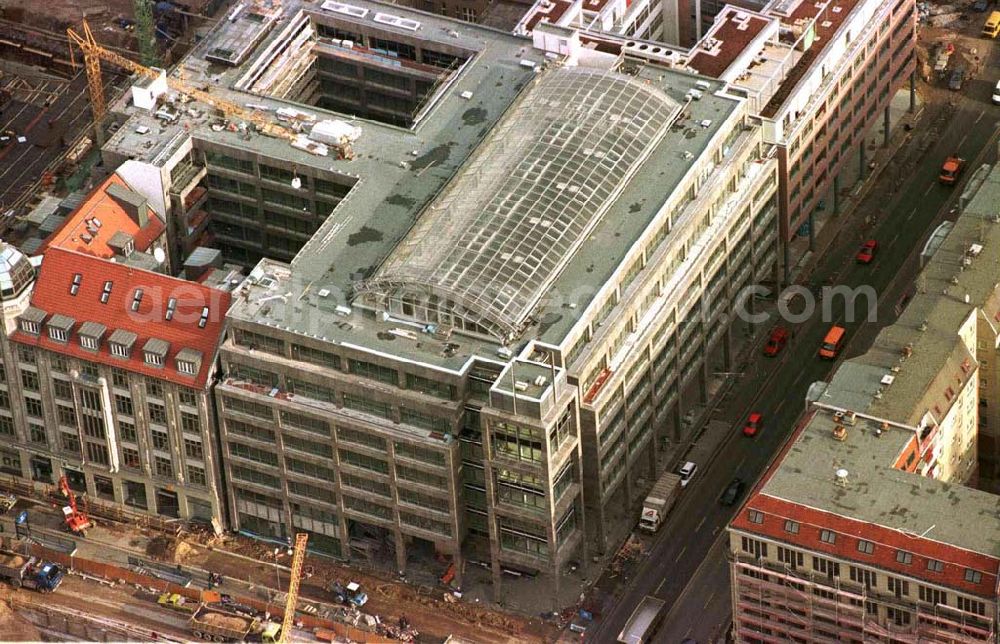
[66,19,296,141]
[280,533,309,643]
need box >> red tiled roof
[41,173,166,258]
[731,414,999,598]
[11,247,231,388]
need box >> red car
[744,412,763,437]
[763,327,789,356]
[856,239,878,264]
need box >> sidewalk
[788,88,926,285]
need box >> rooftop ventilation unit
[321,1,370,18]
[373,12,421,31]
[832,424,847,441]
[514,380,530,391]
[834,468,849,486]
[968,243,983,257]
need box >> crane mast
[280,533,309,643]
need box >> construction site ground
[8,496,560,643]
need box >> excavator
[57,476,93,537]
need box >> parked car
[856,239,878,264]
[763,327,789,356]
[993,80,1000,104]
[720,478,745,506]
[948,67,966,91]
[678,461,698,487]
[743,412,763,437]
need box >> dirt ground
[0,595,43,641]
[146,529,560,643]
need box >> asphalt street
[589,51,1000,644]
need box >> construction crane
[279,533,309,643]
[56,476,93,537]
[133,0,159,67]
[66,20,298,145]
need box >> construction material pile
[0,554,24,567]
[198,612,249,630]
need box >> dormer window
[108,329,137,359]
[46,314,74,344]
[78,321,106,352]
[131,288,144,312]
[143,338,169,368]
[100,281,113,304]
[18,307,46,335]
[69,274,82,296]
[175,348,203,377]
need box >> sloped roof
[41,173,165,258]
[11,247,230,388]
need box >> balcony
[168,161,207,199]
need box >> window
[122,447,140,469]
[112,368,128,388]
[338,449,389,475]
[154,456,173,478]
[148,402,167,425]
[748,510,764,524]
[927,559,944,573]
[118,420,137,443]
[888,576,909,597]
[343,393,392,419]
[964,568,983,584]
[20,370,38,391]
[819,529,836,544]
[741,537,768,558]
[896,550,913,565]
[337,426,385,450]
[491,421,544,463]
[850,566,876,589]
[24,397,43,418]
[229,442,279,466]
[784,520,800,534]
[152,430,170,451]
[856,539,874,554]
[17,346,35,363]
[177,360,197,375]
[60,431,80,454]
[187,465,206,486]
[886,607,911,627]
[131,288,143,312]
[777,546,803,569]
[86,441,109,465]
[145,351,164,367]
[184,438,203,460]
[48,326,67,342]
[110,342,130,358]
[348,359,398,386]
[0,417,13,436]
[19,319,39,335]
[280,411,329,436]
[181,412,200,434]
[101,280,112,304]
[812,556,840,579]
[283,434,332,458]
[29,423,46,444]
[179,388,198,407]
[82,363,99,380]
[57,404,76,426]
[50,355,68,373]
[147,380,163,398]
[958,596,986,615]
[53,379,73,400]
[115,394,133,416]
[286,457,335,482]
[919,585,947,605]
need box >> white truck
[617,596,666,643]
[638,471,683,532]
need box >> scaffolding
[730,555,995,643]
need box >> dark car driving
[720,478,745,506]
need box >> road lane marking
[923,183,934,196]
[906,207,917,222]
[674,545,688,563]
[695,516,707,532]
[703,591,716,609]
[774,398,786,416]
[958,133,969,148]
[975,109,985,124]
[735,455,747,472]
